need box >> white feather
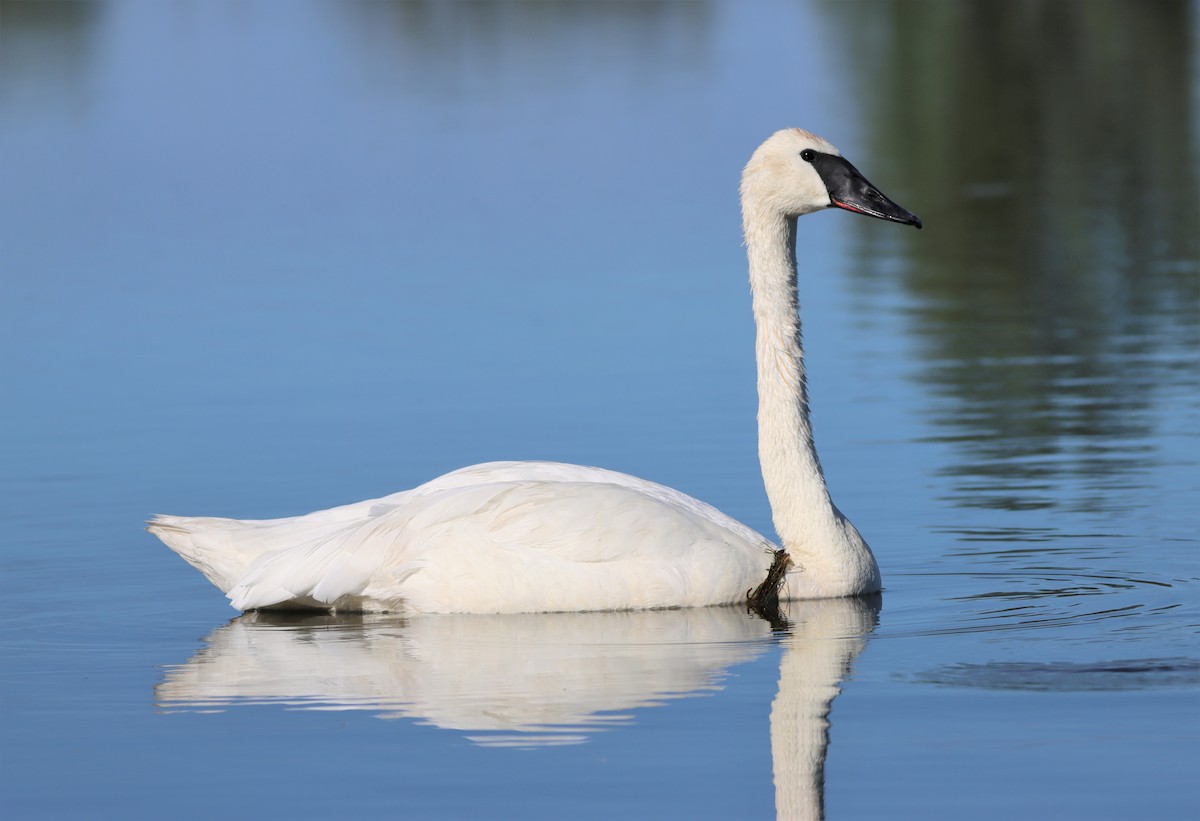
[197,462,775,613]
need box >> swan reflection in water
[157,598,879,816]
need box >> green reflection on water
[828,0,1199,513]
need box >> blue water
[2,1,1198,818]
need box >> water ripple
[914,658,1200,691]
[884,566,1193,641]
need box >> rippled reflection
[158,607,770,747]
[0,0,103,116]
[827,0,1199,514]
[159,599,878,817]
[328,0,712,99]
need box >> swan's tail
[148,515,260,594]
[148,504,386,610]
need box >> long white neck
[742,200,880,597]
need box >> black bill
[807,150,922,229]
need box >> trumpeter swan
[148,128,921,614]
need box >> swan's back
[150,462,776,614]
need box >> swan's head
[741,129,921,228]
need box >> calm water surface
[2,1,1197,818]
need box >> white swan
[148,128,921,614]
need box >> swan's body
[150,128,921,614]
[152,461,776,613]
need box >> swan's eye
[800,149,816,162]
